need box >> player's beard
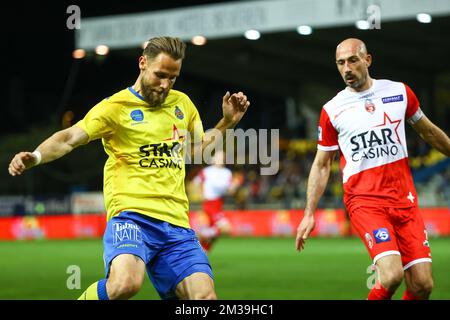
[140,78,169,108]
[345,72,367,90]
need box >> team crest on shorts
[365,99,376,114]
[175,106,184,120]
[365,232,374,249]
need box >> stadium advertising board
[0,208,448,240]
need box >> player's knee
[409,276,434,298]
[380,268,404,291]
[107,275,142,299]
[193,289,217,300]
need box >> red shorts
[203,199,225,226]
[349,205,432,269]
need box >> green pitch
[0,237,449,300]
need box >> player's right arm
[8,125,89,176]
[9,96,116,177]
[295,149,336,252]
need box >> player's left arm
[410,114,450,157]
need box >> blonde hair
[143,36,186,61]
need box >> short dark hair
[143,36,186,61]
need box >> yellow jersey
[75,87,204,228]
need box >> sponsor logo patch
[112,222,142,245]
[382,94,403,104]
[373,228,391,243]
[131,109,144,122]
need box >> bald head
[336,38,368,59]
[335,38,373,92]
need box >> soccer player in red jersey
[295,38,450,300]
[193,150,237,252]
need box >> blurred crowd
[187,139,342,210]
[186,136,450,210]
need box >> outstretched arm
[192,91,250,160]
[410,115,450,157]
[8,126,89,176]
[204,91,250,149]
[296,149,336,252]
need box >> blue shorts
[103,211,213,299]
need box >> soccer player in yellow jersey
[8,37,250,300]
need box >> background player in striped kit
[193,150,239,252]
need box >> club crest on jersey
[365,232,374,249]
[365,99,376,114]
[131,109,144,122]
[373,228,391,243]
[175,106,184,120]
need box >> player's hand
[295,215,315,252]
[222,91,250,126]
[8,152,39,176]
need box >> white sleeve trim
[317,145,339,151]
[403,258,432,271]
[407,107,424,125]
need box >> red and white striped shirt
[318,79,423,211]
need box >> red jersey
[318,79,424,212]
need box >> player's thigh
[148,225,214,299]
[349,206,399,262]
[175,272,217,300]
[375,253,404,285]
[109,253,146,286]
[392,207,431,269]
[103,213,151,283]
